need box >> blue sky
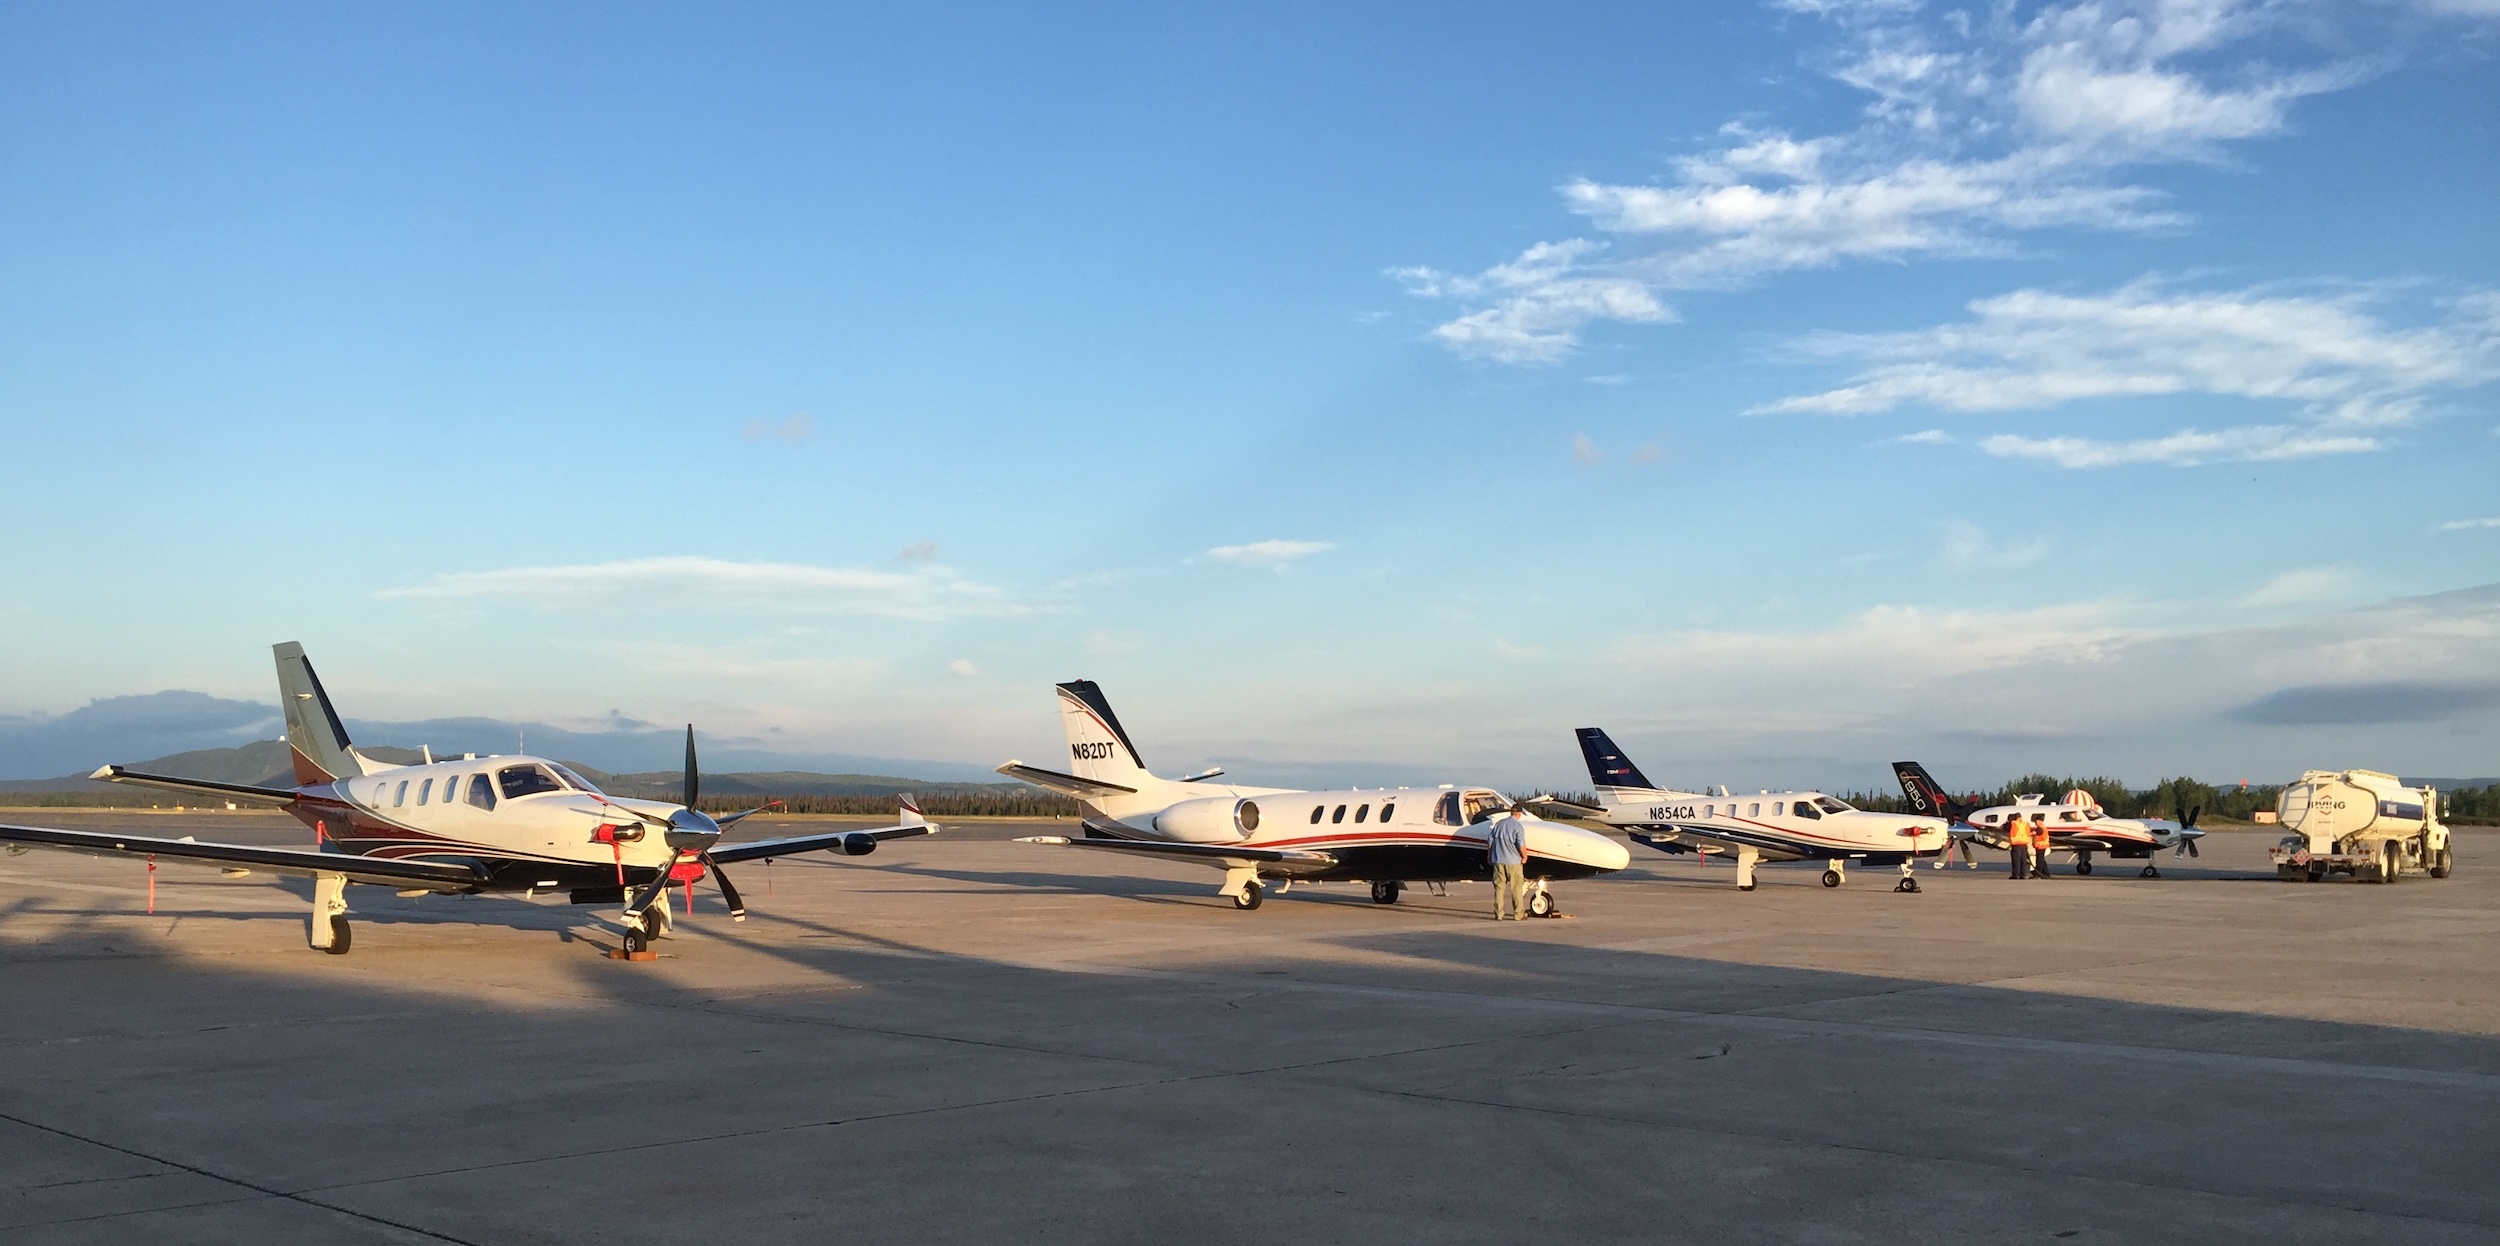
[3,0,2496,790]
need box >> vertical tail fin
[1893,761,1972,823]
[1056,680,1158,789]
[1575,728,1659,792]
[273,642,360,784]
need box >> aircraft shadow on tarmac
[3,882,2499,1244]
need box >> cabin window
[1435,792,1462,825]
[2061,811,2082,822]
[497,764,565,799]
[1379,803,1394,822]
[417,778,433,806]
[466,773,497,811]
[1793,800,1820,820]
[1982,813,2000,824]
[1309,805,1324,824]
[1354,804,1370,823]
[1704,804,1714,818]
[392,781,408,807]
[1747,803,1760,817]
[1771,801,1784,816]
[1331,804,1347,824]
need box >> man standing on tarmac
[2030,812,2054,878]
[1487,806,1529,919]
[2009,816,2032,880]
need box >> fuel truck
[2270,769,2453,883]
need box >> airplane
[995,680,1629,913]
[1891,762,2202,878]
[0,642,937,955]
[1555,728,1950,892]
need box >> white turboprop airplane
[1891,762,2202,878]
[996,681,1629,913]
[0,642,936,954]
[1561,729,1950,892]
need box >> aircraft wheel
[621,926,650,955]
[1528,890,1556,918]
[2139,865,2160,879]
[647,904,672,938]
[1233,882,1264,911]
[1370,881,1402,905]
[1895,877,1919,894]
[1821,869,1843,889]
[2074,859,2093,876]
[319,916,351,956]
[2432,847,2453,879]
[1738,882,1756,892]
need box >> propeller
[618,726,745,938]
[2173,804,2203,859]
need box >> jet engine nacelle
[839,832,878,857]
[1153,797,1261,843]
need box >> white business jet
[1561,729,1949,892]
[1891,762,2202,877]
[997,681,1628,913]
[0,642,935,954]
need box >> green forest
[1839,775,2500,826]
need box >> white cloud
[1896,428,1952,444]
[2242,567,2361,608]
[1978,426,2384,468]
[1761,284,2500,419]
[1204,540,1335,569]
[948,659,979,677]
[1398,1,2401,360]
[380,556,1022,621]
[1571,433,1603,466]
[1611,601,2151,688]
[1757,282,2500,468]
[1941,519,2049,570]
[2440,517,2500,531]
[744,413,814,442]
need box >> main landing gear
[1232,882,1265,910]
[2074,852,2093,876]
[1735,845,1762,892]
[1370,881,1403,905]
[2139,864,2162,879]
[309,872,352,955]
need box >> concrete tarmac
[3,809,2497,1244]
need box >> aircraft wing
[0,823,487,890]
[993,761,1137,799]
[709,821,939,865]
[88,764,298,807]
[1952,825,2011,851]
[1016,835,1334,867]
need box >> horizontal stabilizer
[1016,835,1333,866]
[994,761,1138,798]
[709,814,940,866]
[0,823,485,890]
[89,765,298,806]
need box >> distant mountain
[0,691,1003,783]
[0,740,1012,805]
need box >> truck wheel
[2385,841,2403,882]
[2277,865,2302,882]
[2431,847,2453,879]
[2306,864,2326,882]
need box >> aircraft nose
[1528,821,1631,872]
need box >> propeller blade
[2183,804,2200,830]
[702,851,746,921]
[683,724,699,810]
[2186,836,2201,858]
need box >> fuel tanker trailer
[2269,769,2453,883]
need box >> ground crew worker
[1487,806,1530,919]
[2030,812,2053,878]
[2007,816,2031,880]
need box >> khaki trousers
[1492,863,1528,918]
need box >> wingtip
[1016,835,1072,845]
[88,764,117,781]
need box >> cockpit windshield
[1460,792,1511,824]
[1814,796,1854,815]
[547,763,602,795]
[496,764,567,799]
